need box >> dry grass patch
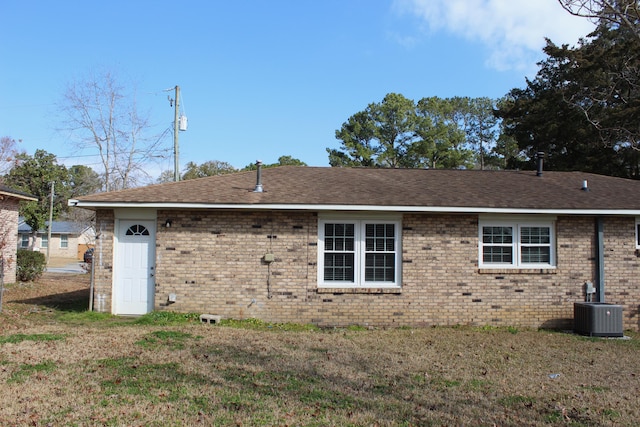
[0,273,639,426]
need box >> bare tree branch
[58,69,164,191]
[558,0,640,40]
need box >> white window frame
[20,234,29,248]
[635,218,640,249]
[41,235,48,249]
[318,214,401,288]
[479,216,556,269]
[60,234,68,249]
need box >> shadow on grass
[11,288,90,312]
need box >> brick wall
[0,197,19,283]
[94,209,640,331]
[92,209,115,313]
[154,210,315,320]
[601,217,640,331]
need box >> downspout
[89,258,95,311]
[595,217,605,302]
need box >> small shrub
[16,249,46,282]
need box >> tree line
[327,94,512,170]
[156,155,307,183]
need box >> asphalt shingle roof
[0,184,37,201]
[18,220,85,234]
[71,166,640,212]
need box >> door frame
[112,209,157,315]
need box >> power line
[0,103,55,109]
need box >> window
[479,217,555,269]
[318,216,401,288]
[20,234,29,248]
[636,218,640,248]
[126,224,149,236]
[60,235,68,248]
[41,235,48,248]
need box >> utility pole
[166,84,186,181]
[47,181,54,264]
[173,85,180,182]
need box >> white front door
[114,220,155,315]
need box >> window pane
[386,225,394,237]
[521,246,550,263]
[365,253,395,282]
[345,224,355,236]
[483,226,512,244]
[324,253,354,282]
[385,239,394,251]
[365,224,395,252]
[325,223,354,251]
[345,239,354,251]
[126,224,150,236]
[324,237,334,251]
[325,223,334,236]
[366,225,374,250]
[483,246,513,263]
[521,227,550,244]
[61,235,68,248]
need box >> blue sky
[1,0,595,179]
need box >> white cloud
[393,0,596,72]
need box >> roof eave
[1,190,37,202]
[67,200,640,216]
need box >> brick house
[69,166,640,330]
[0,185,37,283]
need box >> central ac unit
[574,302,623,337]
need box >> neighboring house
[18,219,94,260]
[69,166,640,331]
[0,185,37,283]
